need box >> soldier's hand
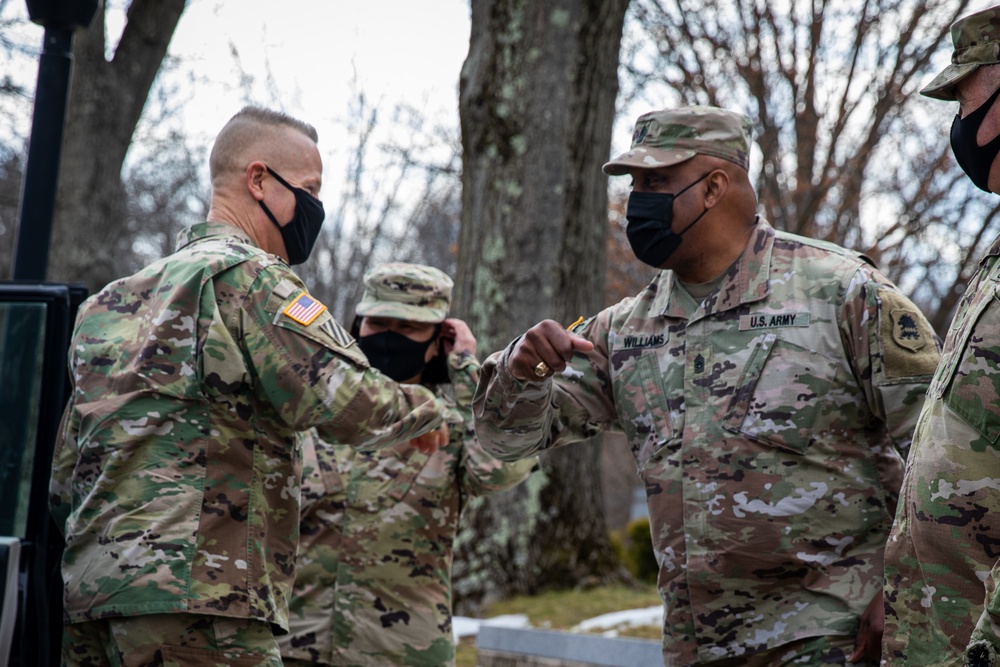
[508,319,595,381]
[848,591,883,665]
[441,318,476,356]
[411,424,448,454]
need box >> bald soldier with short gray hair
[49,107,446,666]
[473,105,940,666]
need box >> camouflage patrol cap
[355,263,452,323]
[603,106,753,175]
[921,6,1000,100]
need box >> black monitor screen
[0,301,48,538]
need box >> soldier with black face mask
[474,106,941,666]
[882,7,1000,667]
[278,263,535,667]
[50,108,448,666]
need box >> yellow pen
[567,316,584,330]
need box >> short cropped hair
[209,106,319,181]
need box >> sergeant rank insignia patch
[283,292,327,326]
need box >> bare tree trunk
[48,0,185,292]
[0,150,22,280]
[452,0,631,612]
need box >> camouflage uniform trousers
[62,613,282,667]
[706,635,866,666]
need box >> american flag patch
[283,292,327,326]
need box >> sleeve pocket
[272,306,370,369]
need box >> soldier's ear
[247,162,268,201]
[703,169,729,209]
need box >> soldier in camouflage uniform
[49,107,447,666]
[882,7,1000,667]
[473,106,940,666]
[278,263,535,667]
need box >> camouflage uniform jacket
[883,232,1000,667]
[280,351,535,666]
[49,221,443,632]
[474,218,939,666]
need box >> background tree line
[0,0,985,609]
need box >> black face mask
[625,172,710,268]
[259,166,326,265]
[357,328,440,382]
[951,86,1000,192]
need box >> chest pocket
[611,349,677,469]
[938,278,1000,445]
[724,333,843,454]
[383,445,432,502]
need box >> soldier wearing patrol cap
[473,105,940,666]
[883,6,1000,667]
[49,108,447,666]
[278,263,535,667]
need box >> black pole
[10,25,74,282]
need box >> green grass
[455,637,478,666]
[455,584,662,667]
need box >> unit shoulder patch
[890,307,926,352]
[878,290,940,379]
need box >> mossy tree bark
[47,0,185,292]
[452,0,632,612]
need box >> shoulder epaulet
[774,230,876,268]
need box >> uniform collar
[653,216,773,319]
[175,221,257,252]
[981,229,1000,267]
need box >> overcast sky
[6,0,1000,212]
[158,0,471,143]
[3,0,472,191]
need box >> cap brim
[920,63,980,101]
[354,302,445,323]
[602,147,697,175]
